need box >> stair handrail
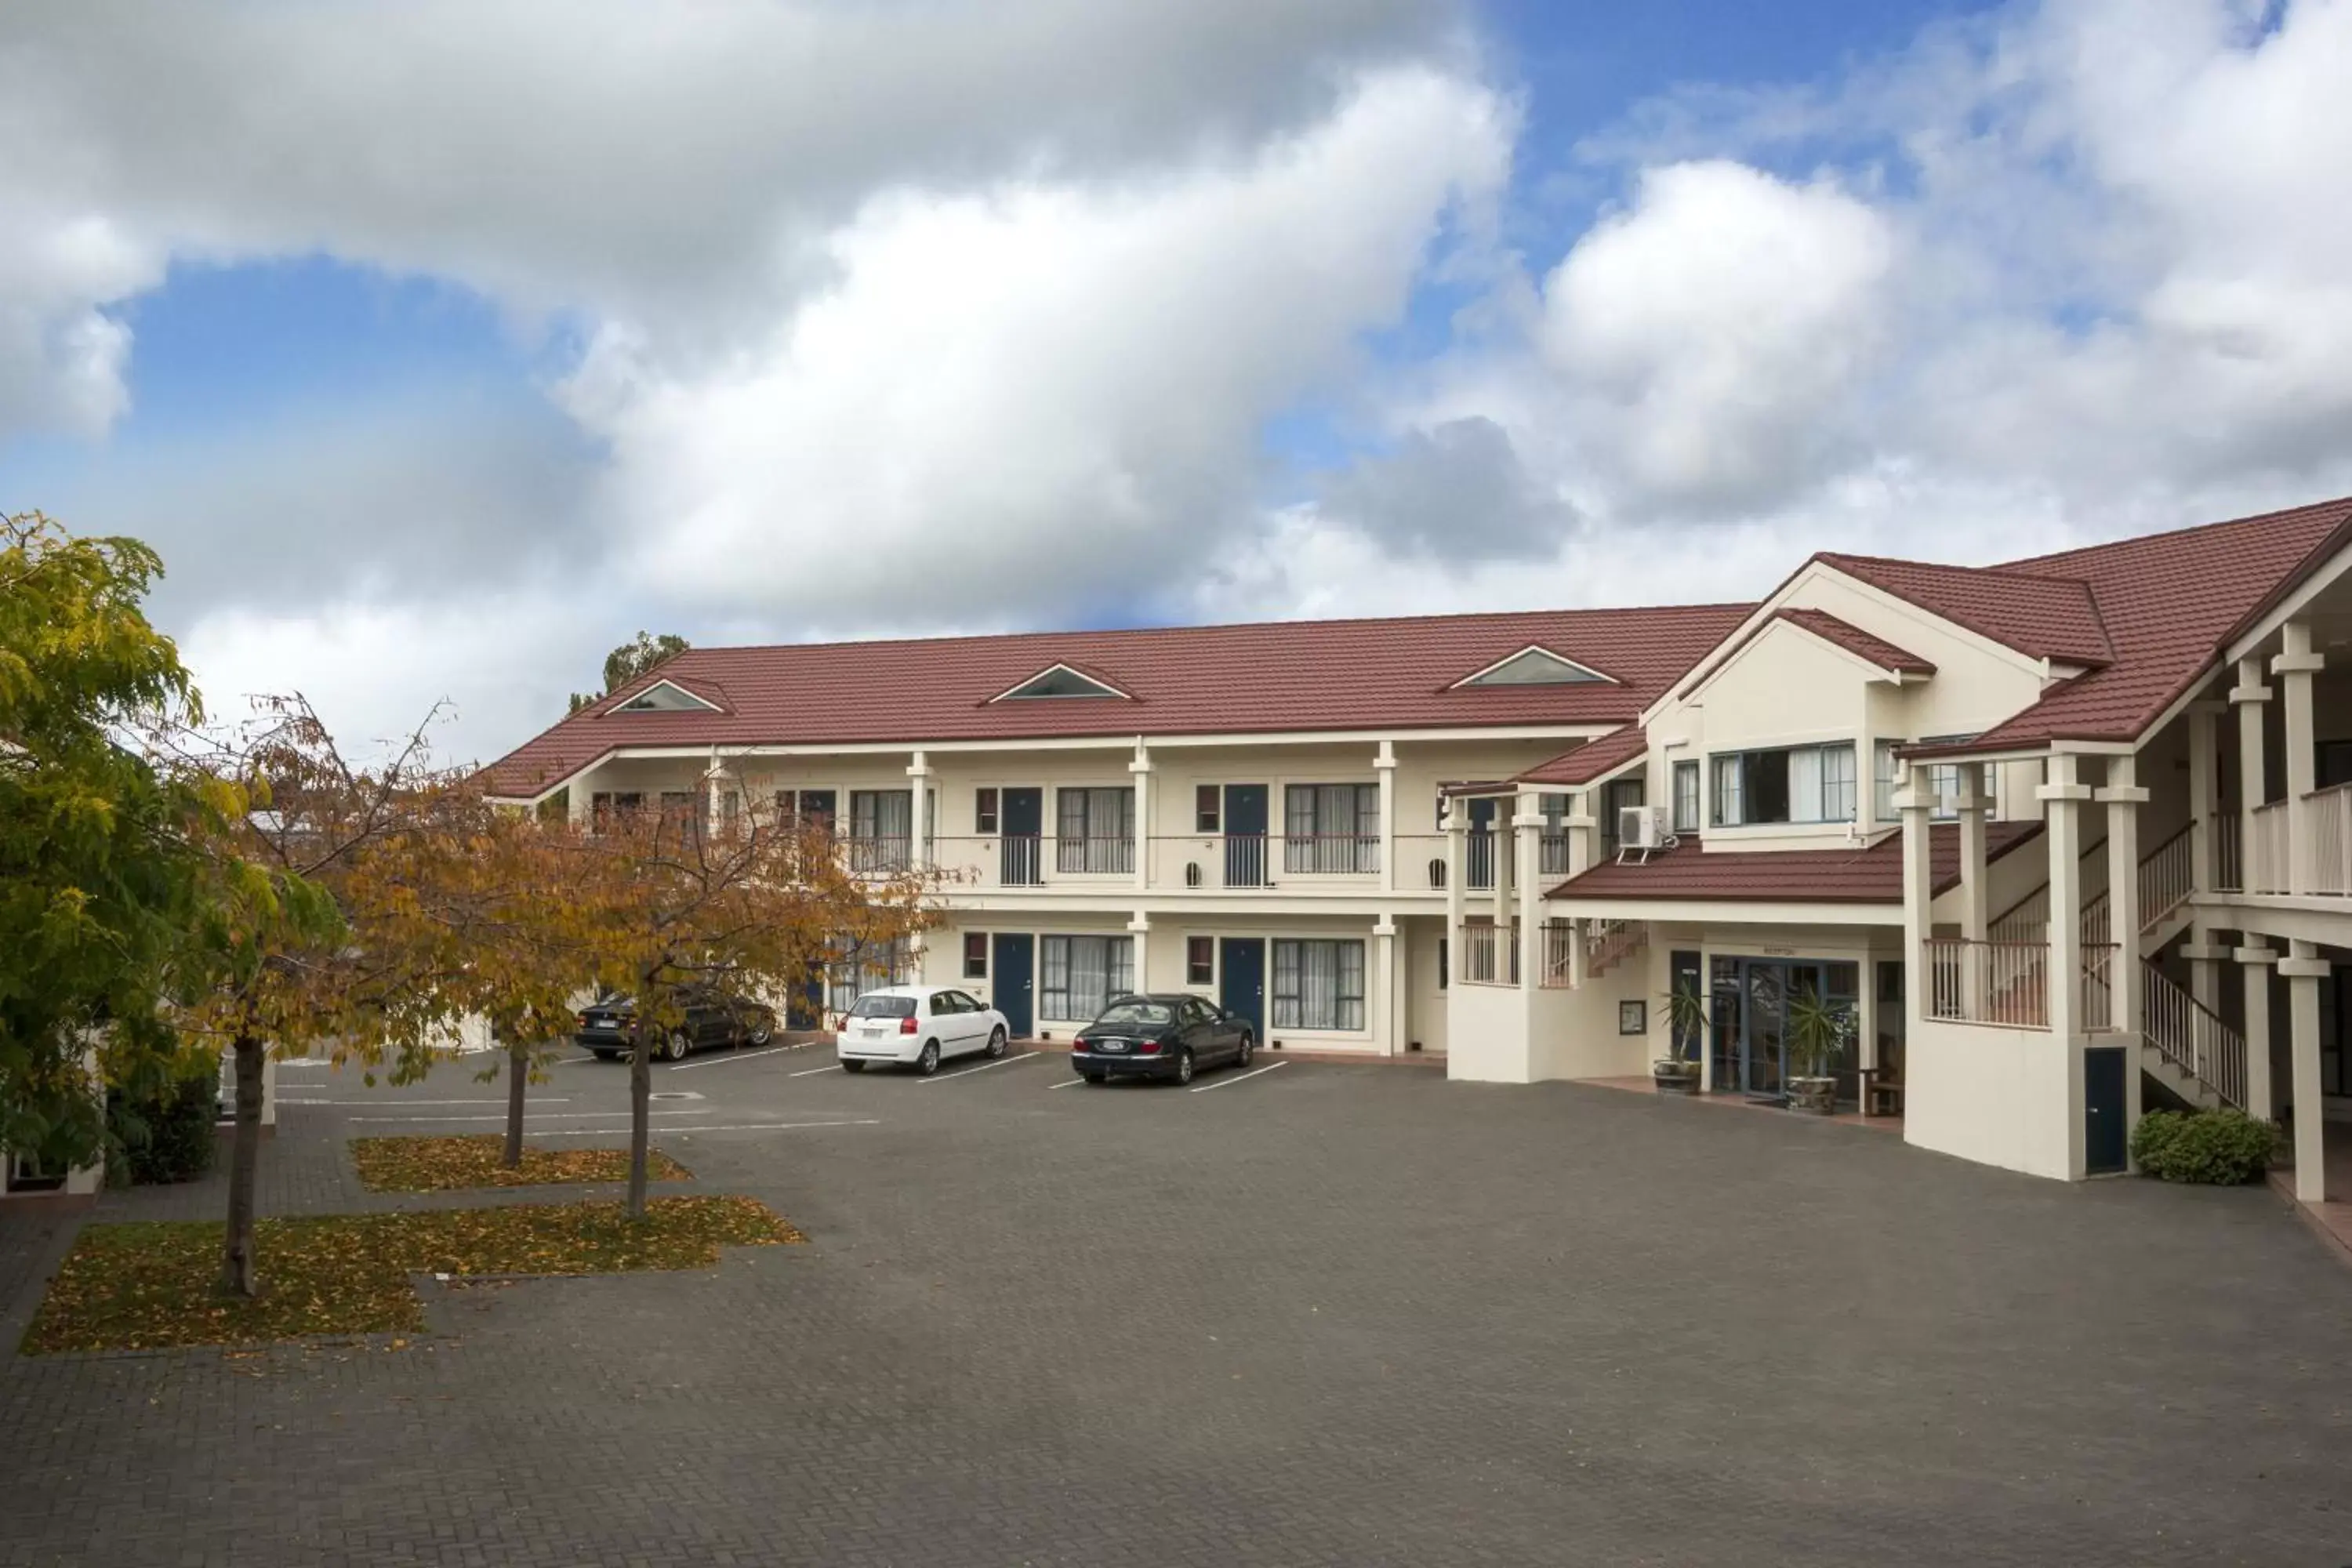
[2140,961,2246,1110]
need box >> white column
[2233,655,2272,890]
[2274,622,2323,895]
[1127,911,1151,996]
[568,763,597,827]
[1374,914,1399,1055]
[2187,701,2224,1012]
[1957,763,1990,1015]
[2237,941,2276,1121]
[906,750,933,867]
[2281,943,2328,1201]
[1443,799,1467,984]
[1129,739,1152,891]
[1515,789,1544,990]
[2038,753,2092,1044]
[1491,797,1514,930]
[1375,740,1398,895]
[1896,767,1936,1036]
[1564,789,1597,878]
[2099,754,2147,1147]
[706,745,724,833]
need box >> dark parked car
[1069,993,1255,1085]
[575,987,777,1062]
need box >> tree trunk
[219,1031,266,1298]
[503,1035,528,1169]
[626,1014,651,1218]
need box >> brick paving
[3,1045,2350,1566]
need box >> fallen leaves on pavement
[23,1196,803,1355]
[350,1135,691,1192]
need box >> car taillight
[1138,1037,1162,1054]
[899,1015,919,1035]
[576,1014,591,1029]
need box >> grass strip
[351,1135,691,1192]
[23,1196,801,1355]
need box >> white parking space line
[789,1062,848,1078]
[666,1044,797,1072]
[916,1052,1040,1083]
[534,1123,884,1133]
[296,1098,573,1107]
[1189,1060,1291,1093]
[1047,1076,1086,1090]
[343,1109,714,1124]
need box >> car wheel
[915,1040,941,1076]
[985,1025,1007,1058]
[592,1050,619,1063]
[1236,1033,1255,1069]
[746,1022,773,1046]
[1174,1047,1195,1086]
[1082,1072,1108,1085]
[840,1059,866,1073]
[663,1029,691,1063]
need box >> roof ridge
[1816,547,2093,589]
[1994,493,2352,572]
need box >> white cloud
[572,67,1512,624]
[0,209,158,437]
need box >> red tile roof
[1548,820,2043,904]
[1515,726,1649,786]
[1936,495,2352,752]
[482,604,1754,797]
[1774,608,1936,676]
[1812,554,2115,666]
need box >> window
[1284,783,1379,873]
[609,680,720,713]
[830,937,913,1013]
[720,790,741,833]
[993,664,1128,701]
[590,790,644,831]
[975,788,999,833]
[1186,935,1214,985]
[1195,784,1221,833]
[848,994,916,1019]
[1672,760,1700,833]
[1708,742,1857,826]
[1040,935,1134,1021]
[1437,937,1449,991]
[1875,742,1982,821]
[1457,647,1610,687]
[1056,786,1135,873]
[1272,939,1366,1030]
[848,789,913,871]
[1538,792,1570,875]
[963,932,989,980]
[658,790,704,844]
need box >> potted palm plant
[1783,990,1853,1116]
[1653,985,1706,1095]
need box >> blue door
[993,934,1035,1037]
[2085,1047,2127,1174]
[1220,938,1265,1038]
[1001,789,1043,885]
[1225,785,1269,887]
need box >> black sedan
[575,986,778,1063]
[1070,994,1255,1086]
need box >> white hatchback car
[836,984,1011,1076]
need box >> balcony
[1920,938,2118,1031]
[2234,785,2352,899]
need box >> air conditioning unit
[1616,805,1675,864]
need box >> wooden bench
[1860,1067,1904,1117]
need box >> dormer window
[989,663,1130,702]
[1454,646,1612,688]
[606,679,721,714]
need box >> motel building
[477,496,2352,1213]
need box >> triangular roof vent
[606,679,724,715]
[989,662,1131,702]
[1452,645,1614,688]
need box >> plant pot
[1786,1076,1838,1116]
[1652,1060,1700,1097]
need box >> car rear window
[848,995,917,1018]
[1096,1000,1173,1025]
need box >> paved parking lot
[4,1041,2350,1566]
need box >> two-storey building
[483,495,2352,1214]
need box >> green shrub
[106,1070,219,1187]
[2130,1109,2274,1185]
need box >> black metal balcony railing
[1054,834,1137,875]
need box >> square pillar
[1895,771,1936,1033]
[1491,797,1515,929]
[906,750,934,869]
[1375,741,1398,895]
[568,763,597,827]
[2281,944,2328,1201]
[1374,915,1399,1055]
[2187,700,2225,1009]
[2273,622,2324,895]
[1956,764,1990,1014]
[2232,655,2273,891]
[1515,791,1545,990]
[2038,754,2092,1042]
[1127,912,1151,996]
[2098,755,2148,1148]
[1128,740,1152,891]
[2237,941,2276,1122]
[1443,799,1467,979]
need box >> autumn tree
[568,630,688,714]
[0,512,216,1177]
[570,786,931,1215]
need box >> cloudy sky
[4,0,2350,764]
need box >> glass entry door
[1710,956,1856,1098]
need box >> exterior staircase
[2140,963,2245,1111]
[1586,918,1647,978]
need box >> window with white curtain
[1709,742,1857,826]
[848,789,913,870]
[1283,783,1379,873]
[1040,935,1134,1020]
[1056,787,1134,873]
[1672,760,1700,833]
[1271,938,1366,1030]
